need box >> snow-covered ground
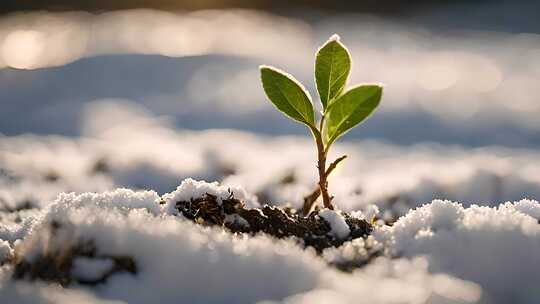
[2,177,539,303]
[0,101,539,303]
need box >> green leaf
[325,84,382,146]
[315,34,351,111]
[260,65,315,127]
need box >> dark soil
[174,192,372,252]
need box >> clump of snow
[163,178,259,215]
[318,209,350,240]
[48,188,161,217]
[501,199,540,221]
[375,199,540,303]
[364,204,380,221]
[322,235,382,267]
[0,210,39,242]
[350,204,380,222]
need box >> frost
[318,209,350,239]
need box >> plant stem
[302,155,346,215]
[316,135,332,209]
[313,115,333,210]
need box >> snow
[163,178,259,215]
[374,199,540,303]
[0,240,12,264]
[322,235,382,266]
[0,185,490,304]
[2,101,540,220]
[0,102,540,302]
[5,189,325,303]
[318,209,350,239]
[49,189,161,216]
[0,6,539,303]
[2,176,540,302]
[501,199,540,220]
[274,257,482,304]
[72,258,115,282]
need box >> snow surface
[0,102,539,303]
[0,182,490,304]
[374,199,540,303]
[0,179,539,303]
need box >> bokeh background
[1,0,540,218]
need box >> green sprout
[259,34,383,214]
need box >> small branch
[326,155,347,176]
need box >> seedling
[259,34,383,214]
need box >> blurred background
[1,0,540,218]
